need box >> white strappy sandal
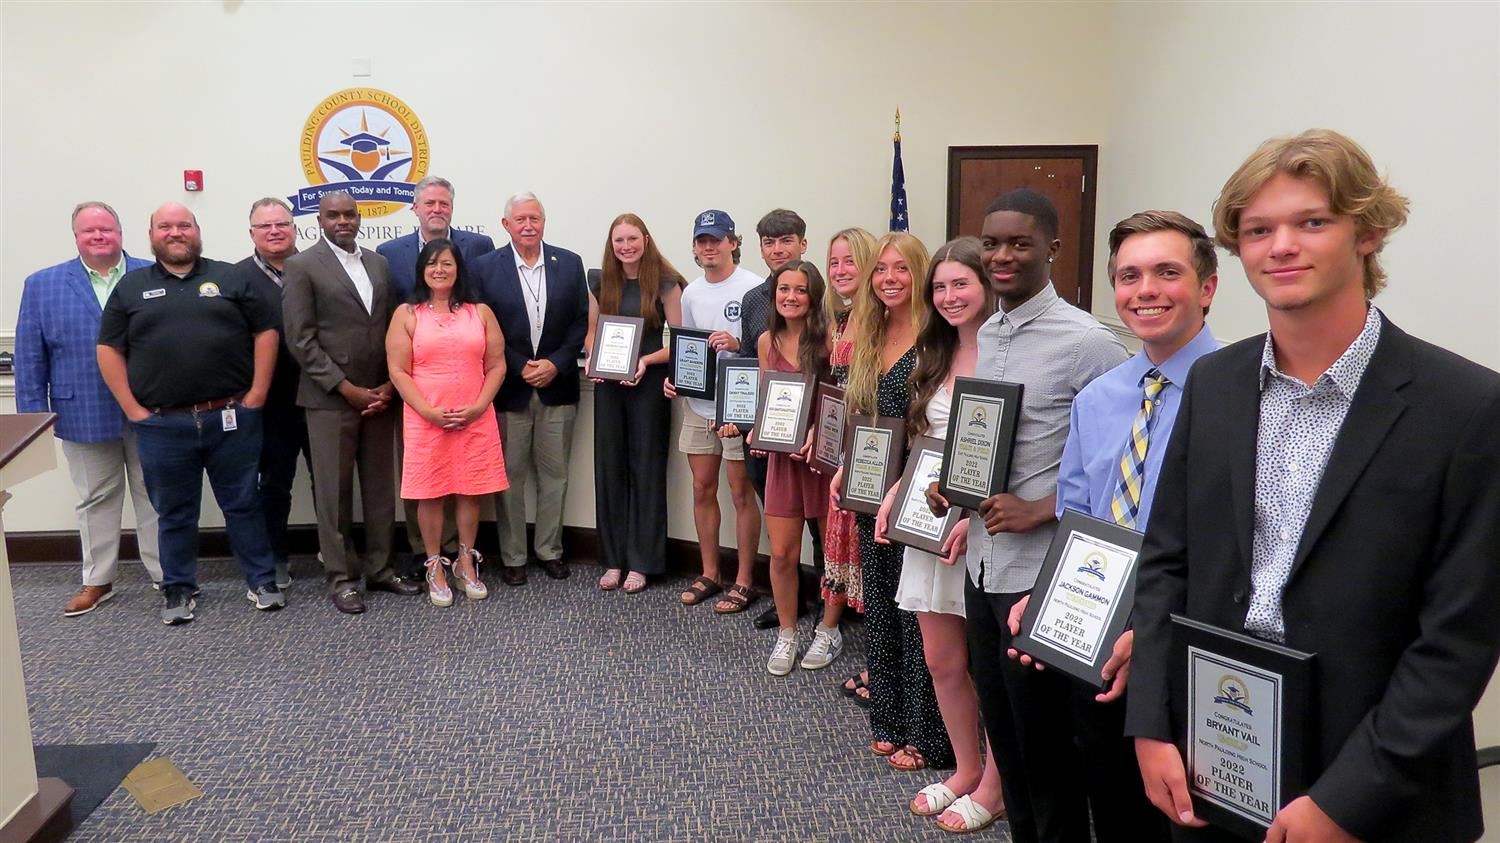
[937,794,1000,834]
[910,783,958,817]
[455,545,488,600]
[425,555,453,608]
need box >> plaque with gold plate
[938,376,1022,510]
[1172,615,1315,840]
[1013,510,1142,691]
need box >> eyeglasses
[250,222,295,232]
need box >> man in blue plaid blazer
[15,201,162,616]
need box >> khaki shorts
[678,406,745,460]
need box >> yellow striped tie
[1108,369,1169,528]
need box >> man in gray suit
[281,191,422,614]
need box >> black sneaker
[246,584,286,611]
[161,585,196,625]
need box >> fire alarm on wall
[184,170,204,192]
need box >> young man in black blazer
[1127,129,1500,843]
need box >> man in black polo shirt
[97,202,284,625]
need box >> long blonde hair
[824,227,878,331]
[844,232,930,415]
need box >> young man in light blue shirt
[1055,211,1219,527]
[1010,210,1219,842]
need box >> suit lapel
[1225,343,1262,576]
[500,245,536,355]
[315,239,367,311]
[64,261,103,313]
[1289,320,1410,579]
[539,244,562,353]
[361,250,388,320]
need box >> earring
[1047,256,1054,263]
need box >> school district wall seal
[290,88,430,218]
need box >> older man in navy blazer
[472,192,588,585]
[16,201,162,616]
[376,176,495,303]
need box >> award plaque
[1172,615,1315,840]
[1012,510,1142,689]
[938,376,1023,510]
[837,413,905,516]
[808,382,846,475]
[586,315,644,381]
[669,326,715,399]
[714,357,761,428]
[884,435,961,554]
[753,372,814,454]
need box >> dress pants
[61,430,162,585]
[965,580,1089,843]
[131,406,275,590]
[305,406,397,590]
[496,394,576,568]
[1071,683,1171,843]
[592,368,669,575]
[257,396,311,567]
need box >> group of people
[17,180,592,621]
[15,128,1500,842]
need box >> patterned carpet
[13,558,1012,842]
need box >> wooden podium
[0,414,73,843]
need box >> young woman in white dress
[876,237,1007,833]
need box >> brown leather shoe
[541,558,570,580]
[330,588,366,614]
[500,565,527,587]
[367,576,423,596]
[64,584,113,617]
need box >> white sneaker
[767,628,799,676]
[800,622,844,670]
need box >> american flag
[890,108,909,232]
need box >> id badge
[221,407,238,431]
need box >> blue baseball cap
[693,209,735,239]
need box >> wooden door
[946,146,1099,311]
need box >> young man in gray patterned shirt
[931,189,1128,839]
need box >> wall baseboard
[6,524,773,587]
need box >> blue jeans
[132,406,276,590]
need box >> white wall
[1091,1,1500,370]
[0,0,1112,541]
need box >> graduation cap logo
[291,88,431,219]
[320,110,412,180]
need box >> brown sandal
[712,583,758,614]
[870,739,899,757]
[889,746,927,771]
[679,575,722,606]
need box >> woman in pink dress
[386,239,509,608]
